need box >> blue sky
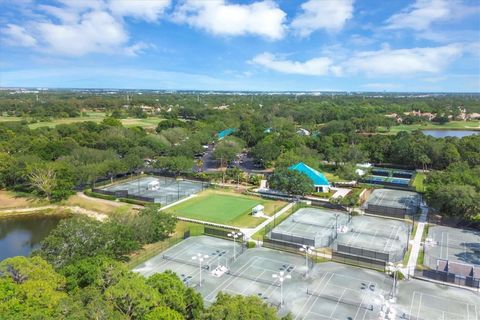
[1,0,479,92]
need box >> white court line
[408,291,419,319]
[303,273,335,319]
[446,232,449,260]
[416,292,423,320]
[415,291,473,320]
[295,272,330,319]
[353,282,371,320]
[328,288,347,319]
[440,232,444,260]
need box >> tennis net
[226,270,280,287]
[306,289,373,311]
[292,218,335,230]
[351,229,401,240]
[162,255,210,270]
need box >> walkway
[403,203,429,276]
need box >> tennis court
[269,207,409,262]
[334,215,410,262]
[393,277,480,320]
[134,235,242,279]
[269,207,350,247]
[290,262,390,320]
[363,188,421,218]
[134,235,394,319]
[425,225,480,269]
[99,176,206,205]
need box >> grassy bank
[0,112,164,130]
[379,120,480,135]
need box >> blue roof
[217,128,235,139]
[288,162,330,186]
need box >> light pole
[299,245,315,278]
[272,271,291,307]
[387,262,403,301]
[192,253,209,286]
[227,231,242,260]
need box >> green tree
[0,256,67,319]
[213,138,243,167]
[147,271,203,319]
[155,156,194,176]
[104,274,161,319]
[112,206,177,245]
[268,169,313,196]
[203,293,289,320]
[35,216,140,268]
[102,117,123,127]
[27,164,57,201]
[426,185,479,219]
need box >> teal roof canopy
[288,162,330,186]
[217,128,235,139]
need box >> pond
[0,214,67,261]
[422,130,480,138]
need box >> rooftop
[288,162,329,186]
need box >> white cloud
[251,44,463,77]
[385,0,451,30]
[291,0,354,36]
[2,0,170,57]
[108,0,171,22]
[172,0,286,40]
[2,24,37,47]
[37,11,129,56]
[344,45,463,76]
[250,52,334,76]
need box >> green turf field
[171,193,261,224]
[167,189,288,227]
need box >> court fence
[92,188,155,203]
[413,268,480,290]
[363,204,407,219]
[331,251,386,271]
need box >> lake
[0,215,66,261]
[422,130,480,138]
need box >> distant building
[296,128,311,136]
[288,162,330,192]
[467,113,480,120]
[217,128,236,140]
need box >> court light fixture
[387,262,403,301]
[227,231,243,260]
[299,244,315,278]
[272,271,291,307]
[192,253,209,286]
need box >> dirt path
[0,205,108,221]
[75,192,143,209]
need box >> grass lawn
[168,189,286,228]
[0,190,46,210]
[0,112,164,130]
[63,194,134,215]
[379,120,480,135]
[127,220,202,269]
[412,173,426,193]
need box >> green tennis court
[169,192,264,224]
